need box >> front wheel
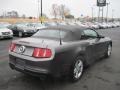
[70,56,84,82]
[18,32,23,37]
[105,44,112,58]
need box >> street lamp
[41,0,43,24]
[38,0,43,23]
[91,7,94,22]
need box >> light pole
[112,9,114,22]
[102,7,104,23]
[91,7,94,22]
[41,0,43,24]
[106,3,110,23]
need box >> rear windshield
[32,29,66,38]
[32,29,79,41]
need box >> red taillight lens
[9,43,16,52]
[33,48,52,58]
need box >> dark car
[9,26,112,81]
[8,23,37,37]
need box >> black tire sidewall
[18,32,23,37]
[70,56,84,82]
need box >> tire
[105,44,112,58]
[18,32,23,37]
[70,56,84,82]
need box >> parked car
[8,23,37,37]
[0,24,13,39]
[27,23,46,30]
[44,22,57,27]
[75,22,89,28]
[91,23,99,29]
[9,26,112,81]
[98,23,107,29]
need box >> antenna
[57,21,62,45]
[59,27,62,45]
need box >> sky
[0,0,120,18]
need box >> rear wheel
[70,56,84,82]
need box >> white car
[75,22,89,28]
[0,24,13,39]
[91,23,99,29]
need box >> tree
[58,4,70,20]
[51,4,59,19]
[65,14,74,19]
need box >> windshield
[15,23,28,27]
[0,24,7,28]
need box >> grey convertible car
[9,26,112,81]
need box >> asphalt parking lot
[0,28,120,90]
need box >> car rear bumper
[9,55,68,77]
[9,55,51,74]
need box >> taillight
[33,48,52,58]
[9,43,16,52]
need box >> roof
[44,25,89,39]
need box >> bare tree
[59,4,70,20]
[51,4,59,19]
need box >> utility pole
[38,0,43,23]
[106,3,110,23]
[91,7,94,22]
[102,7,104,23]
[112,9,114,22]
[41,0,43,24]
[98,7,100,22]
[38,0,40,21]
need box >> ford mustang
[9,26,112,81]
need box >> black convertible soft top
[36,25,89,41]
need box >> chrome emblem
[19,46,26,53]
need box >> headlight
[23,29,27,32]
[9,30,13,35]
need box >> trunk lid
[12,37,61,57]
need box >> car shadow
[7,57,111,90]
[8,73,76,90]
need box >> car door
[81,29,100,64]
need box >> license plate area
[15,59,25,70]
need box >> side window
[82,29,98,39]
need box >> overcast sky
[0,0,120,18]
